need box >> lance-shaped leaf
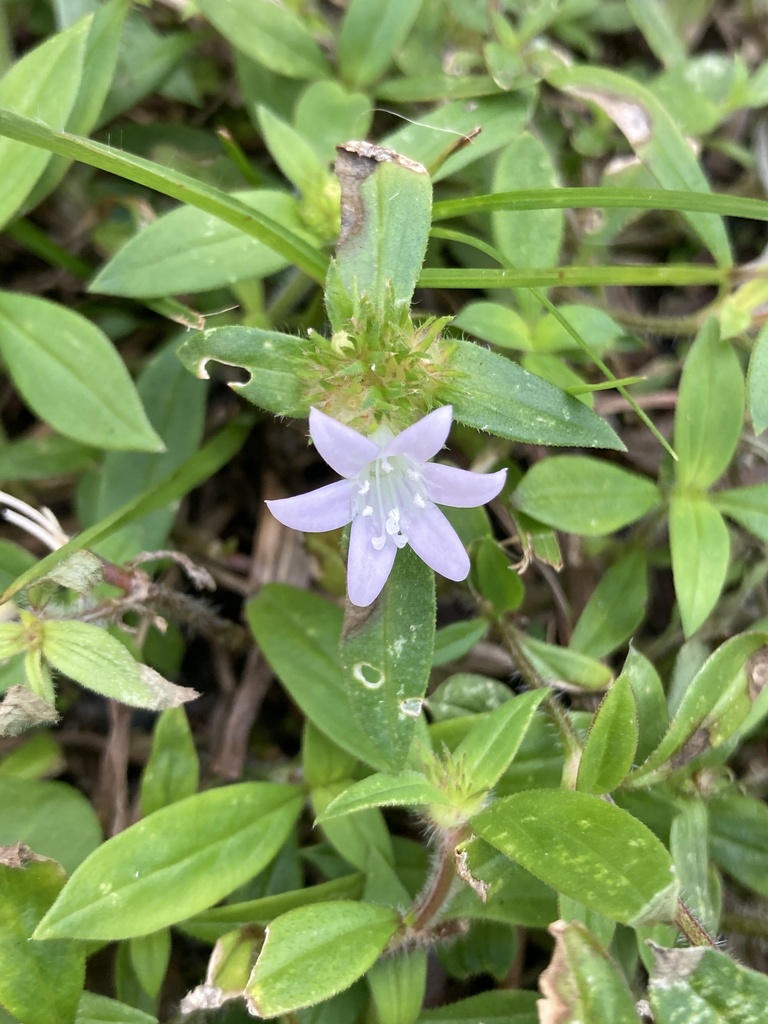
[0,16,87,229]
[648,944,768,1024]
[669,492,730,637]
[245,901,400,1017]
[450,342,625,448]
[626,631,768,786]
[547,65,732,267]
[748,322,768,435]
[674,318,744,490]
[334,140,432,314]
[42,621,199,711]
[513,456,660,534]
[0,293,163,452]
[177,325,307,418]
[538,920,641,1024]
[0,846,85,1024]
[34,782,302,940]
[472,790,679,927]
[247,585,390,771]
[340,547,435,770]
[577,674,638,794]
[319,771,453,820]
[92,190,305,299]
[452,689,545,792]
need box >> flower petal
[405,505,470,581]
[382,406,452,462]
[421,464,507,508]
[266,479,356,532]
[347,514,397,606]
[309,407,379,478]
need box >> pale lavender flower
[266,406,506,607]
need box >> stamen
[358,480,370,496]
[362,506,373,517]
[381,459,393,473]
[414,494,426,509]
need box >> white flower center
[354,454,431,551]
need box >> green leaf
[513,456,660,535]
[619,647,668,763]
[42,621,199,711]
[339,0,423,88]
[714,483,768,543]
[547,66,732,267]
[492,132,563,271]
[368,948,426,1024]
[443,840,557,928]
[648,944,768,1024]
[0,17,87,229]
[432,186,768,225]
[177,325,306,417]
[247,585,390,770]
[312,781,394,872]
[473,538,524,614]
[34,782,302,940]
[340,547,435,770]
[178,875,364,944]
[0,850,85,1024]
[257,106,329,195]
[0,434,97,482]
[538,920,641,1024]
[0,292,162,452]
[748,322,768,434]
[384,94,531,183]
[245,901,400,1017]
[674,319,744,489]
[91,190,304,298]
[334,140,432,314]
[438,919,515,982]
[577,675,638,794]
[708,792,768,898]
[421,264,725,290]
[570,549,648,658]
[516,632,613,691]
[532,304,624,354]
[0,777,101,874]
[418,990,539,1024]
[76,991,158,1024]
[28,0,130,207]
[669,493,730,637]
[452,690,545,792]
[0,107,327,282]
[294,81,372,165]
[626,0,686,66]
[427,674,512,721]
[627,631,768,786]
[432,619,488,667]
[194,0,331,79]
[449,342,624,449]
[140,707,199,816]
[320,772,453,820]
[670,801,718,936]
[84,339,207,561]
[452,301,532,351]
[472,790,679,926]
[0,732,64,780]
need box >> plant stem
[407,827,467,934]
[675,899,716,947]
